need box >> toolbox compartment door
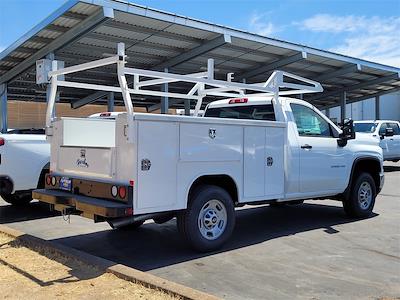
[58,146,114,178]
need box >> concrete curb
[0,224,220,300]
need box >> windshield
[354,123,378,133]
[204,104,275,121]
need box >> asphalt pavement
[1,162,399,299]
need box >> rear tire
[343,172,376,218]
[2,192,32,206]
[177,185,235,252]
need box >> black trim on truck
[33,189,133,220]
[0,176,13,195]
[343,156,383,199]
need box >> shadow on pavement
[0,201,58,224]
[384,165,400,173]
[52,202,378,272]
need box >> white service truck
[0,129,50,205]
[33,43,384,252]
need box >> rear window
[204,104,275,121]
[354,123,378,133]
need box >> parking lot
[1,162,399,300]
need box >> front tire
[177,185,235,252]
[2,192,33,206]
[343,172,376,218]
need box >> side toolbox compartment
[136,120,179,213]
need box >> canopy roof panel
[0,0,399,110]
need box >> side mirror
[381,127,394,139]
[337,118,356,147]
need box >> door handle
[301,144,312,149]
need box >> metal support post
[184,100,191,115]
[325,108,330,118]
[0,83,7,133]
[340,91,347,120]
[46,53,57,119]
[161,68,169,114]
[108,92,115,112]
[375,95,380,120]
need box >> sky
[0,0,399,67]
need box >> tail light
[46,175,51,186]
[229,98,248,104]
[118,186,127,199]
[0,138,5,146]
[51,176,57,186]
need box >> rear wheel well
[37,163,50,189]
[188,175,238,205]
[350,158,381,192]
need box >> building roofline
[79,0,400,73]
[1,0,399,75]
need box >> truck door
[378,123,390,158]
[385,122,400,159]
[389,122,400,158]
[290,103,349,193]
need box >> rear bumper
[33,189,133,219]
[0,176,13,195]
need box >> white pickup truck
[354,120,400,162]
[0,129,50,205]
[33,43,384,252]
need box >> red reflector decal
[100,112,111,117]
[125,208,133,216]
[46,175,51,186]
[229,98,248,104]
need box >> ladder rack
[44,42,323,128]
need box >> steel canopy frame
[45,42,323,130]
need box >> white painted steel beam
[314,64,362,82]
[237,52,307,80]
[71,91,108,109]
[309,73,400,102]
[154,34,231,70]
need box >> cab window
[204,104,275,121]
[379,123,388,135]
[388,123,400,135]
[291,104,333,137]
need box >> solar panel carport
[1,0,400,132]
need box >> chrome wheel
[198,199,227,240]
[358,181,372,210]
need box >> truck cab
[205,97,384,200]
